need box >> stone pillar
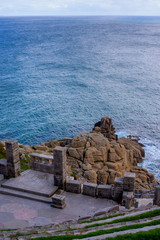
[5,140,20,178]
[154,185,160,206]
[123,172,135,192]
[113,177,124,202]
[53,146,66,189]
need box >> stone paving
[0,192,115,230]
[1,170,58,197]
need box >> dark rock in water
[127,135,140,141]
[93,117,118,141]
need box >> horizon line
[0,14,160,18]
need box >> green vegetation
[0,142,6,159]
[0,229,17,232]
[80,213,124,224]
[71,171,76,178]
[20,153,31,171]
[28,219,160,240]
[84,209,160,229]
[10,232,38,238]
[106,228,160,240]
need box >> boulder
[97,170,109,184]
[84,169,97,184]
[93,117,118,140]
[66,117,158,189]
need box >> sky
[0,0,160,16]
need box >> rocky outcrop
[93,117,118,141]
[67,117,158,188]
[0,117,158,188]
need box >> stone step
[1,170,58,197]
[3,211,160,240]
[5,217,160,240]
[0,187,52,203]
[73,206,160,229]
[72,215,160,237]
[82,224,160,239]
[48,215,160,238]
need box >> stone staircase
[1,206,160,239]
[0,170,58,203]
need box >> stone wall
[30,153,54,174]
[65,172,136,208]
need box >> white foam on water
[117,131,160,182]
[116,130,129,138]
[139,138,160,181]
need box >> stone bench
[66,179,81,194]
[97,184,112,199]
[51,194,66,209]
[83,182,97,197]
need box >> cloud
[0,0,160,16]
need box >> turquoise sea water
[0,16,160,180]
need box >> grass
[28,218,160,240]
[0,142,6,159]
[56,214,125,233]
[106,228,160,240]
[10,232,38,238]
[0,229,17,232]
[20,153,31,171]
[84,208,160,229]
[80,213,124,224]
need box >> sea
[0,16,160,180]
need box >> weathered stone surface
[107,170,117,184]
[125,196,133,209]
[4,117,157,191]
[66,116,158,189]
[108,205,119,213]
[97,185,112,199]
[5,140,20,178]
[51,194,66,209]
[118,137,145,163]
[113,177,124,202]
[84,169,97,184]
[122,191,134,202]
[66,180,81,194]
[2,169,58,197]
[30,153,54,174]
[0,159,8,178]
[33,145,48,151]
[131,166,158,189]
[93,117,118,140]
[154,186,160,206]
[23,145,33,153]
[53,147,67,189]
[83,182,97,197]
[123,172,135,192]
[82,163,92,171]
[97,170,109,184]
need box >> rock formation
[67,117,158,188]
[0,117,158,189]
[93,117,118,141]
